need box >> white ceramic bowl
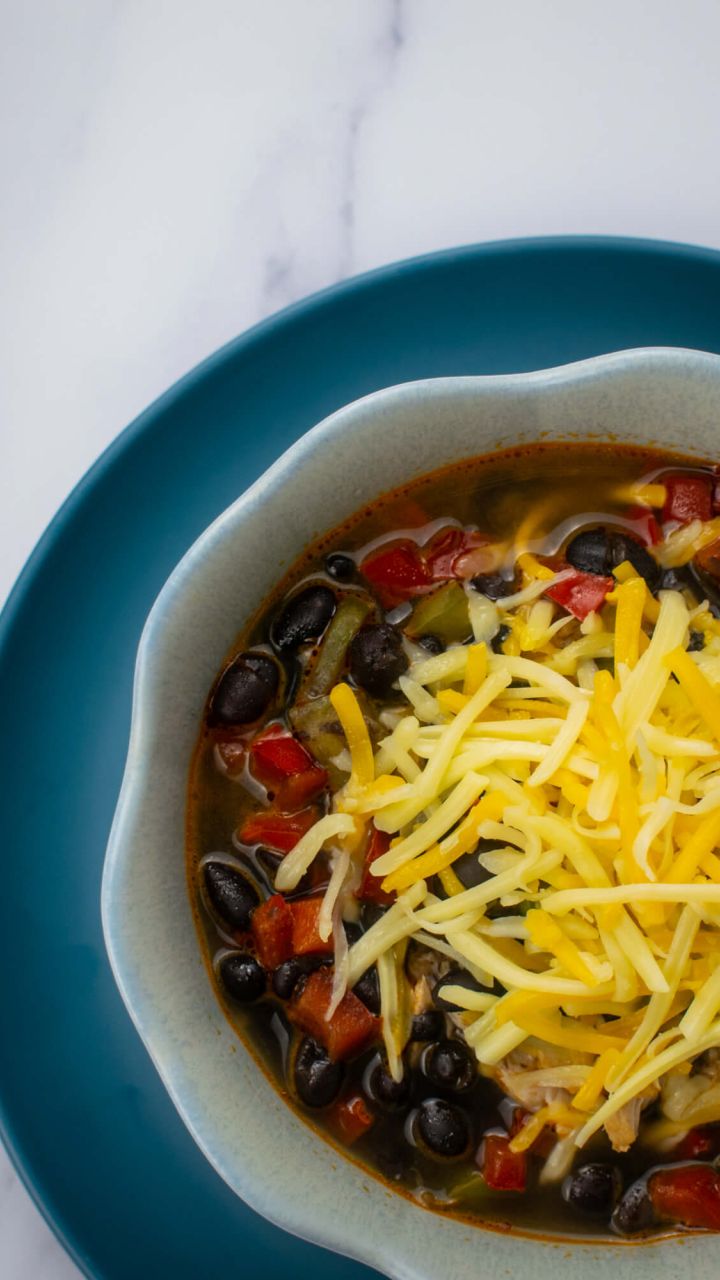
[102,347,720,1280]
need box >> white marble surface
[3,0,720,1274]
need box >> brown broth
[186,441,718,1239]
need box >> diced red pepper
[276,768,328,812]
[238,807,318,853]
[290,967,380,1060]
[329,1093,375,1144]
[626,504,662,546]
[649,1163,720,1230]
[480,1133,527,1192]
[662,474,713,526]
[546,568,614,620]
[673,1126,720,1161]
[250,727,317,779]
[290,896,335,956]
[360,529,499,602]
[251,894,294,968]
[359,541,433,606]
[355,826,395,906]
[249,729,328,811]
[423,526,469,580]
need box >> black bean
[612,534,661,594]
[361,902,389,930]
[491,623,511,654]
[208,652,279,726]
[353,967,381,1015]
[688,629,705,652]
[417,633,444,655]
[271,585,336,651]
[344,921,363,947]
[410,1010,446,1042]
[325,553,355,582]
[272,954,328,1000]
[416,1098,470,1158]
[660,566,687,592]
[203,862,259,931]
[681,562,720,617]
[563,1163,622,1217]
[364,1055,410,1111]
[611,1179,655,1236]
[219,952,266,1003]
[349,623,409,698]
[422,1039,476,1093]
[294,1037,344,1108]
[565,528,612,577]
[566,528,661,593]
[433,968,485,1012]
[470,573,517,600]
[453,844,495,890]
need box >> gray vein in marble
[335,0,406,278]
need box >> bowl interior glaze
[102,348,720,1280]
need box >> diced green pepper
[289,695,345,765]
[405,581,471,644]
[301,595,371,699]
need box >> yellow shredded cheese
[329,683,375,789]
[667,645,720,744]
[286,572,720,1158]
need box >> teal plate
[3,236,720,1280]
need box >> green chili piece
[289,695,345,765]
[301,595,371,699]
[405,581,471,644]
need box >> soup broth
[187,442,720,1239]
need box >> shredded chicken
[410,974,433,1016]
[493,1040,590,1112]
[406,942,445,984]
[494,1041,661,1152]
[661,1059,720,1128]
[604,1084,659,1152]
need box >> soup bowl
[102,346,720,1280]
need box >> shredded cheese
[285,578,720,1158]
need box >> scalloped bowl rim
[102,347,720,1280]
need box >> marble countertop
[3,1,720,1275]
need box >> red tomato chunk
[330,1094,375,1145]
[251,894,294,969]
[546,569,614,620]
[424,526,466,579]
[662,474,713,526]
[238,807,318,852]
[673,1126,720,1161]
[626,504,661,546]
[480,1133,527,1192]
[290,896,334,957]
[250,728,317,778]
[359,541,432,606]
[649,1163,720,1230]
[290,968,380,1060]
[250,729,328,810]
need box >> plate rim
[4,233,720,1279]
[104,344,720,1280]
